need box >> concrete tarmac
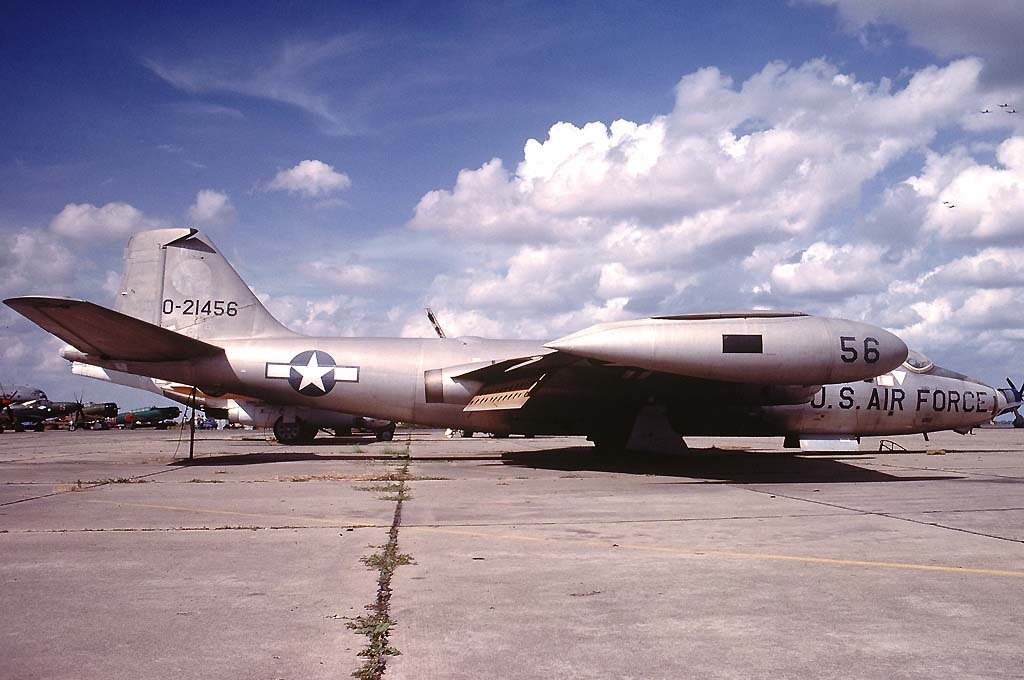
[1,427,1023,679]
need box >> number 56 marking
[840,336,880,364]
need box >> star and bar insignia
[265,350,358,396]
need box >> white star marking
[294,353,332,392]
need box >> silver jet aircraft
[4,228,1015,451]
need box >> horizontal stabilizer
[5,296,224,362]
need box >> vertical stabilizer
[114,228,294,340]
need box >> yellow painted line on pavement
[406,525,1024,578]
[86,499,383,528]
[85,502,1024,578]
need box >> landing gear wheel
[274,417,318,444]
[375,424,396,442]
[273,417,302,444]
[297,422,319,444]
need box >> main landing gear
[273,416,319,445]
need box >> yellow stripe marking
[87,499,382,528]
[406,526,1024,578]
[86,502,1024,578]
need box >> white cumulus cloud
[309,259,391,290]
[909,137,1024,241]
[49,201,165,240]
[266,160,351,198]
[412,58,991,249]
[187,189,236,226]
[930,247,1024,288]
[766,242,890,299]
[399,55,1024,383]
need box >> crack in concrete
[736,486,1024,545]
[348,447,413,679]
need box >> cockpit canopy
[902,349,983,384]
[903,349,934,374]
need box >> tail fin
[115,228,294,340]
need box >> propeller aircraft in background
[0,383,117,433]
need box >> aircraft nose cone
[875,327,909,368]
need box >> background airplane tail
[115,228,294,341]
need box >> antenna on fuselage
[425,308,447,339]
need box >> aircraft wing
[442,313,908,414]
[4,297,224,362]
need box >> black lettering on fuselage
[947,391,960,412]
[963,391,974,412]
[839,386,855,409]
[978,392,987,412]
[916,389,930,411]
[932,390,947,411]
[811,388,826,409]
[868,388,882,410]
[889,389,905,415]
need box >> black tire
[274,417,319,444]
[460,430,474,438]
[375,426,396,442]
[14,423,25,432]
[297,422,319,444]
[33,423,45,432]
[273,417,302,444]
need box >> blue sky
[3,1,1024,408]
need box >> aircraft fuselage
[71,335,1001,438]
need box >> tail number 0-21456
[162,299,238,316]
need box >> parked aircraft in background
[1,383,116,432]
[5,228,1017,452]
[71,362,396,444]
[116,406,180,429]
[67,402,119,430]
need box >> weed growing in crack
[347,456,412,680]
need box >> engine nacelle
[546,313,908,385]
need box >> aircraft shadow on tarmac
[501,447,964,484]
[169,435,501,466]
